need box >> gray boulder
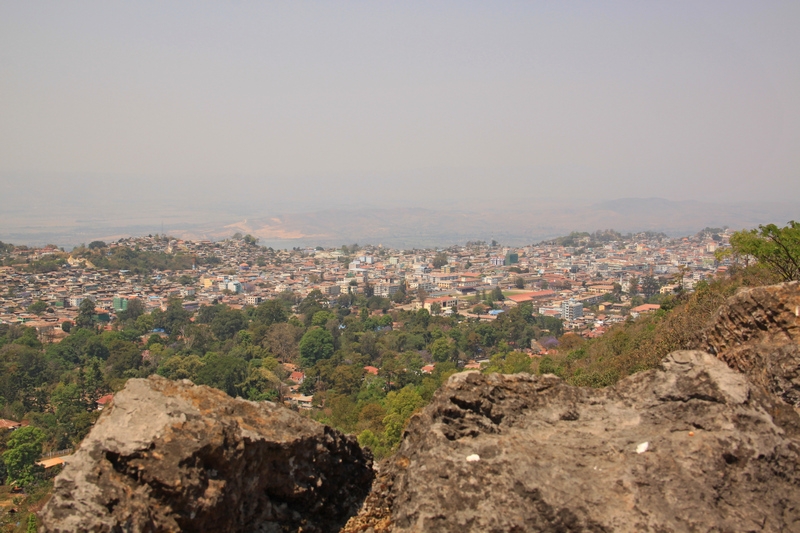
[39,375,373,533]
[345,351,800,532]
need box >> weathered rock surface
[39,376,373,533]
[345,351,800,532]
[695,281,800,409]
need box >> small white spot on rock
[636,442,649,454]
[466,454,480,462]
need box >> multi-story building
[561,299,583,321]
[245,295,263,306]
[373,283,400,297]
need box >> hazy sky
[2,1,799,210]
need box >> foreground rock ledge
[695,280,800,409]
[345,351,800,533]
[39,376,373,533]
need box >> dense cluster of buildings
[0,230,731,340]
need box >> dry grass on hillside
[536,266,779,387]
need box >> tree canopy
[727,221,800,281]
[299,327,335,367]
[3,427,46,486]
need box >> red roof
[506,290,555,303]
[364,366,379,375]
[631,304,661,313]
[0,419,21,430]
[96,394,114,406]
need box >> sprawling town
[0,228,735,471]
[1,228,728,343]
[2,220,796,528]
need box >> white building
[373,283,401,297]
[561,299,583,321]
[245,295,263,306]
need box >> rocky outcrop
[39,376,373,533]
[345,351,800,532]
[694,281,800,409]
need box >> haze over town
[1,2,799,247]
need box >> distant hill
[176,198,799,248]
[2,197,797,249]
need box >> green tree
[266,323,301,363]
[612,282,623,299]
[382,385,425,449]
[195,353,248,397]
[12,327,42,349]
[196,304,223,324]
[514,277,525,289]
[299,327,335,367]
[75,298,96,329]
[483,351,532,374]
[391,282,407,303]
[153,298,190,334]
[432,252,448,269]
[627,276,640,296]
[329,365,365,396]
[84,336,110,360]
[641,276,661,299]
[105,338,143,378]
[416,287,428,305]
[26,513,37,533]
[2,426,46,486]
[254,299,289,326]
[491,286,504,301]
[118,298,146,322]
[158,354,205,381]
[210,307,247,340]
[134,313,154,335]
[312,310,337,327]
[298,290,327,316]
[51,383,86,415]
[430,337,457,363]
[727,221,800,281]
[240,366,281,401]
[27,300,47,315]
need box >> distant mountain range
[2,197,797,249]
